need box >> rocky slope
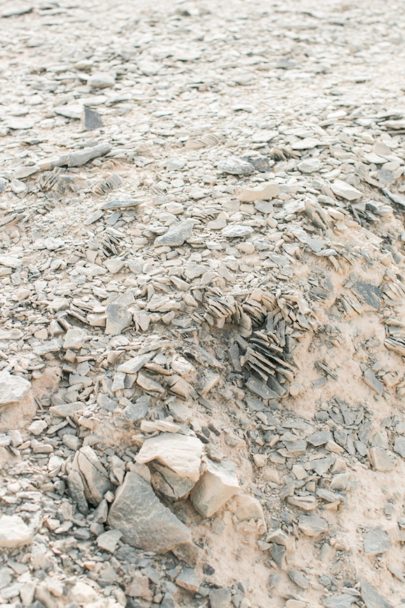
[0,0,404,607]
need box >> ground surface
[0,0,404,607]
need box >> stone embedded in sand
[136,433,203,482]
[363,528,390,555]
[108,472,192,553]
[0,370,36,432]
[331,179,362,201]
[360,580,393,608]
[0,370,31,405]
[191,459,240,517]
[68,446,113,513]
[298,513,329,538]
[105,303,133,335]
[0,515,33,549]
[63,327,89,350]
[368,447,395,472]
[229,494,267,535]
[236,183,280,202]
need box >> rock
[0,515,33,549]
[0,370,35,432]
[108,472,192,553]
[331,180,362,201]
[360,580,393,608]
[117,353,154,373]
[88,72,115,88]
[96,529,122,553]
[154,219,195,247]
[288,569,309,590]
[69,581,99,604]
[68,446,113,512]
[217,157,255,175]
[393,436,405,458]
[151,462,196,499]
[323,594,357,608]
[0,370,31,404]
[236,183,280,202]
[209,588,232,608]
[229,494,266,534]
[298,514,329,538]
[63,327,88,349]
[123,396,150,421]
[175,567,201,593]
[368,447,395,472]
[363,528,390,555]
[136,433,203,482]
[0,255,21,268]
[83,106,103,130]
[222,224,254,238]
[105,302,133,335]
[191,459,240,517]
[298,158,321,173]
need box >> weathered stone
[323,594,357,608]
[0,370,31,405]
[117,353,154,373]
[136,433,203,482]
[0,370,35,432]
[191,459,240,517]
[151,463,196,499]
[96,529,122,553]
[360,580,393,608]
[393,436,405,458]
[222,224,254,238]
[154,219,195,247]
[0,515,33,549]
[175,567,201,593]
[298,514,329,538]
[288,569,309,590]
[236,183,279,202]
[108,472,192,553]
[209,587,232,608]
[331,179,362,201]
[68,446,113,512]
[105,303,133,335]
[363,528,390,555]
[368,447,395,472]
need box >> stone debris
[0,0,404,606]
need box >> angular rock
[117,353,154,374]
[217,157,255,176]
[360,580,393,608]
[83,106,103,130]
[105,303,133,335]
[154,219,195,247]
[298,513,329,538]
[368,447,395,472]
[68,447,113,513]
[236,183,279,202]
[0,370,35,432]
[331,180,362,201]
[108,472,192,553]
[136,433,203,482]
[363,528,390,555]
[0,515,33,549]
[393,436,405,458]
[222,224,254,238]
[191,459,240,517]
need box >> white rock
[0,515,33,549]
[331,179,362,201]
[222,225,254,238]
[191,459,240,517]
[136,433,203,482]
[0,370,31,405]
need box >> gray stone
[155,219,195,247]
[307,431,332,447]
[68,446,113,513]
[298,514,329,538]
[108,472,192,553]
[83,106,103,130]
[331,180,362,201]
[363,528,390,555]
[217,157,255,176]
[117,353,154,374]
[393,436,405,458]
[222,224,254,238]
[96,529,122,553]
[209,587,232,608]
[353,282,382,310]
[368,447,395,472]
[323,594,357,608]
[288,569,309,590]
[123,396,150,422]
[360,580,392,608]
[105,303,133,335]
[175,567,201,593]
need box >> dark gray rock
[108,472,192,553]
